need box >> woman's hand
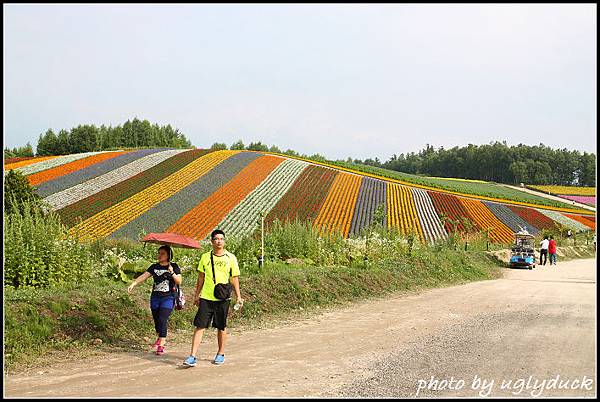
[127,282,136,293]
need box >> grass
[5,246,504,373]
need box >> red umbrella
[142,232,201,249]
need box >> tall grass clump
[4,197,93,288]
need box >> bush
[4,198,94,288]
[4,170,41,215]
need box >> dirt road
[499,183,596,212]
[5,258,596,398]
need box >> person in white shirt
[539,236,550,266]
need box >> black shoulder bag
[211,252,233,300]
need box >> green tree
[210,142,228,150]
[230,140,245,150]
[4,169,41,215]
[509,161,529,184]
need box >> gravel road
[4,258,596,398]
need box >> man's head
[550,236,554,240]
[544,235,548,240]
[211,229,225,252]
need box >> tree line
[33,118,191,156]
[354,142,596,187]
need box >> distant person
[183,229,243,367]
[593,233,596,251]
[539,236,549,266]
[548,236,557,265]
[567,229,572,238]
[128,245,182,355]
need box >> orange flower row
[4,155,60,171]
[313,172,362,237]
[562,213,596,230]
[27,151,129,186]
[458,198,514,243]
[168,155,284,239]
[387,183,424,241]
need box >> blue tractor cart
[509,230,536,270]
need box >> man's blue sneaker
[214,354,225,365]
[183,355,197,367]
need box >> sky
[3,4,597,160]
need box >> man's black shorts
[194,298,230,330]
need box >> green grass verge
[4,248,508,373]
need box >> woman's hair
[158,245,173,261]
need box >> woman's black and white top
[147,262,181,297]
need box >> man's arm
[193,272,204,306]
[230,275,242,301]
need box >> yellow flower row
[528,185,595,196]
[314,172,362,237]
[70,150,239,241]
[458,198,514,244]
[387,183,424,241]
[262,152,594,216]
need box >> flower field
[112,152,265,240]
[69,150,238,241]
[44,149,187,210]
[412,188,447,243]
[558,195,596,206]
[265,165,338,227]
[348,177,387,237]
[218,159,309,238]
[536,209,590,232]
[26,150,129,186]
[313,172,363,237]
[483,202,540,235]
[527,185,596,196]
[4,156,35,165]
[387,183,424,241]
[57,149,210,227]
[167,155,284,239]
[458,198,514,244]
[427,191,474,233]
[4,155,60,170]
[6,149,594,244]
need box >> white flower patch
[217,158,309,237]
[14,151,119,176]
[536,209,590,232]
[412,188,447,243]
[44,149,187,210]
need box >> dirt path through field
[5,258,596,398]
[500,183,596,212]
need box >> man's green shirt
[197,250,240,301]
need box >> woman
[128,245,182,355]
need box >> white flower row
[14,151,120,176]
[217,158,309,237]
[536,209,590,232]
[44,149,188,210]
[412,188,447,243]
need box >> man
[539,236,549,266]
[548,236,557,266]
[183,229,243,367]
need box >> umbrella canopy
[142,232,201,249]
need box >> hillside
[4,148,595,244]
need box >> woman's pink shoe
[156,345,165,355]
[152,338,161,350]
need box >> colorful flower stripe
[536,209,590,231]
[561,213,596,230]
[266,165,338,226]
[387,183,425,241]
[111,152,264,240]
[558,195,596,206]
[427,191,473,233]
[4,155,60,171]
[168,155,285,240]
[218,158,309,238]
[69,150,239,241]
[27,151,128,186]
[458,198,514,243]
[314,172,362,237]
[45,149,187,210]
[483,202,540,235]
[14,151,118,176]
[507,205,557,231]
[528,185,595,196]
[263,152,593,216]
[57,149,211,227]
[4,156,35,165]
[36,149,164,197]
[349,177,387,237]
[412,188,447,243]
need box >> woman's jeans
[549,253,557,265]
[150,295,175,337]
